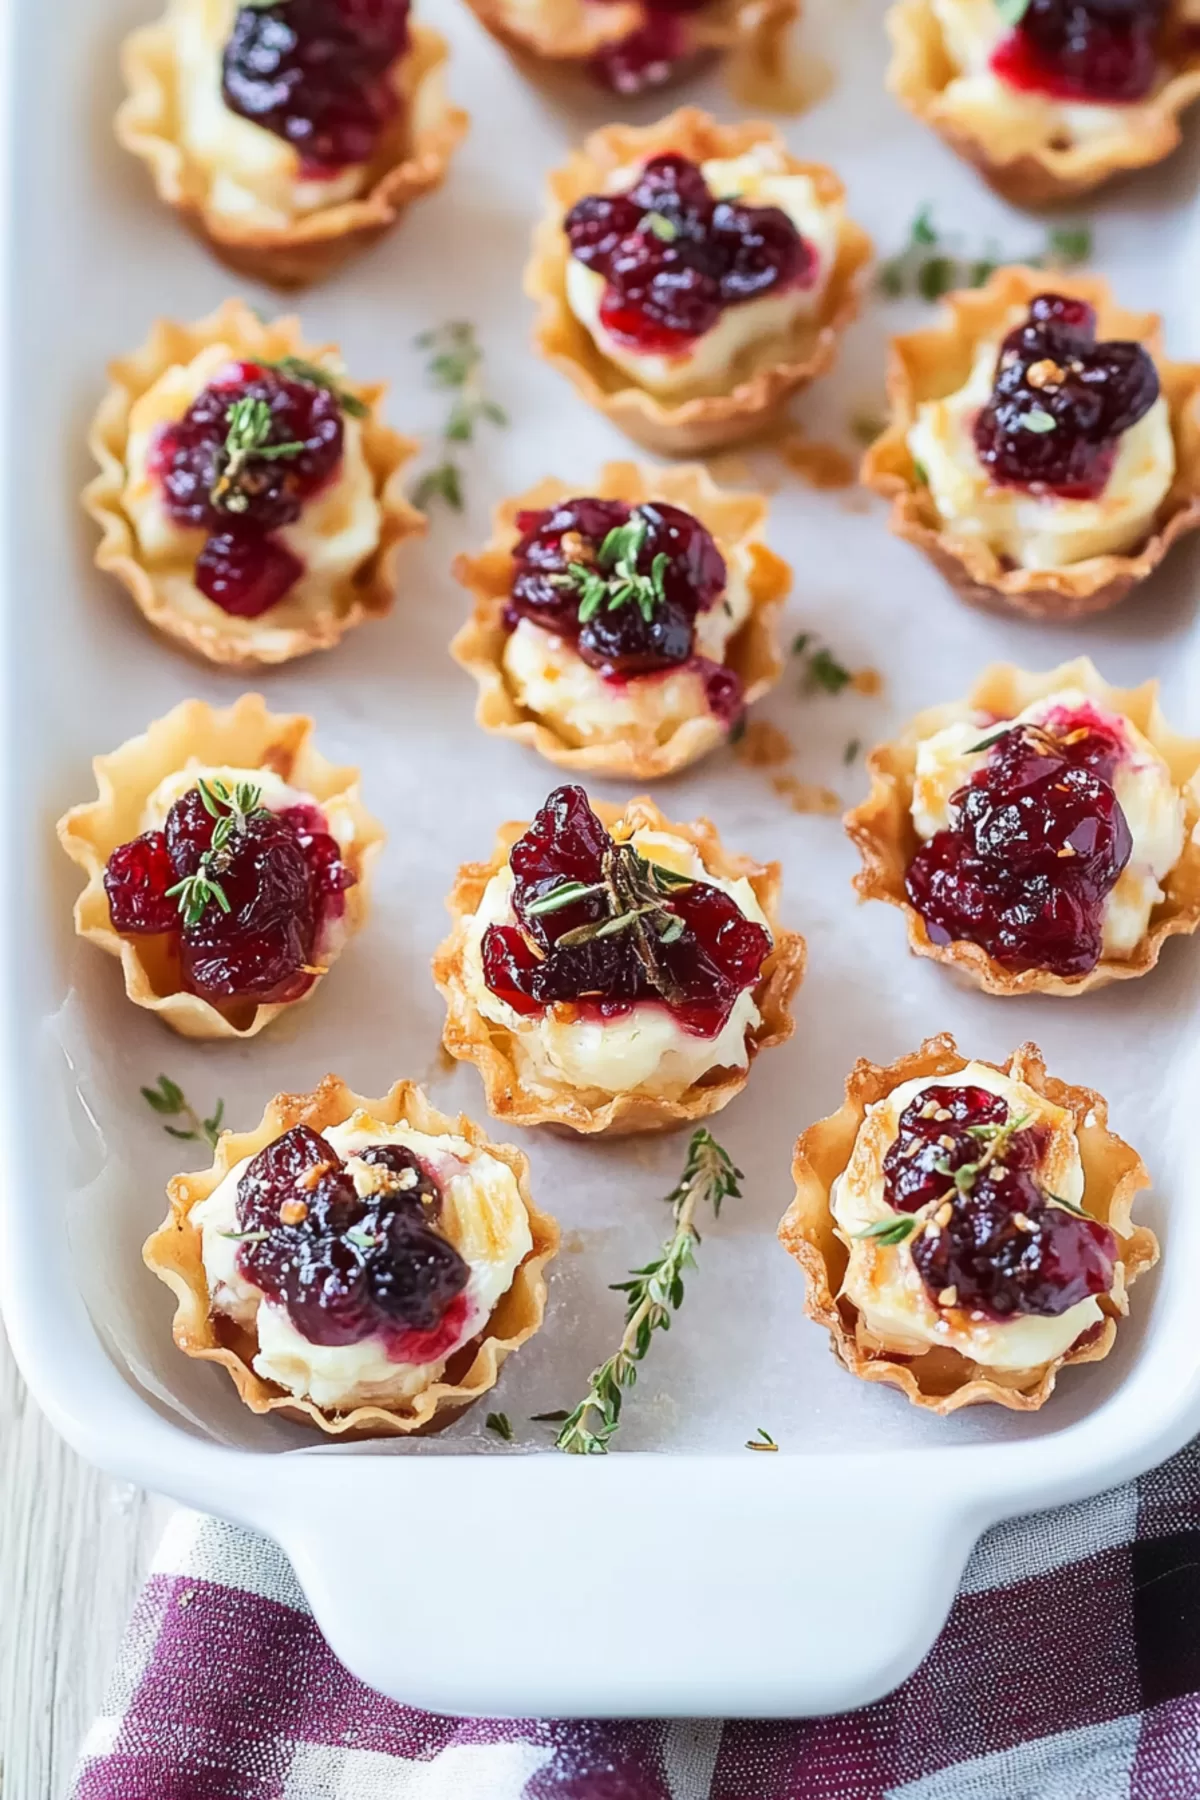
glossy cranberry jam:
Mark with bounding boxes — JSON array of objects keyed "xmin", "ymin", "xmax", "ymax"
[
  {"xmin": 586, "ymin": 0, "xmax": 706, "ymax": 94},
  {"xmin": 233, "ymin": 1125, "xmax": 471, "ymax": 1355},
  {"xmin": 906, "ymin": 709, "xmax": 1133, "ymax": 978},
  {"xmin": 480, "ymin": 784, "xmax": 771, "ymax": 1038},
  {"xmin": 882, "ymin": 1083, "xmax": 1117, "ymax": 1321},
  {"xmin": 973, "ymin": 294, "xmax": 1159, "ymax": 500},
  {"xmin": 104, "ymin": 783, "xmax": 355, "ymax": 1006},
  {"xmin": 990, "ymin": 0, "xmax": 1166, "ymax": 104},
  {"xmin": 564, "ymin": 152, "xmax": 814, "ymax": 354},
  {"xmin": 506, "ymin": 496, "xmax": 744, "ymax": 724},
  {"xmin": 222, "ymin": 0, "xmax": 411, "ymax": 173}
]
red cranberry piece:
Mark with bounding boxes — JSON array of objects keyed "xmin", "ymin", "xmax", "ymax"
[
  {"xmin": 589, "ymin": 11, "xmax": 693, "ymax": 92},
  {"xmin": 973, "ymin": 295, "xmax": 1159, "ymax": 499},
  {"xmin": 103, "ymin": 831, "xmax": 179, "ymax": 934},
  {"xmin": 694, "ymin": 658, "xmax": 745, "ymax": 729},
  {"xmin": 906, "ymin": 721, "xmax": 1133, "ymax": 977},
  {"xmin": 565, "ymin": 153, "xmax": 808, "ymax": 352},
  {"xmin": 195, "ymin": 530, "xmax": 306, "ymax": 618},
  {"xmin": 510, "ymin": 783, "xmax": 610, "ymax": 892},
  {"xmin": 882, "ymin": 1085, "xmax": 1010, "ymax": 1213},
  {"xmin": 235, "ymin": 1125, "xmax": 470, "ymax": 1350},
  {"xmin": 221, "ymin": 0, "xmax": 410, "ymax": 171},
  {"xmin": 991, "ymin": 0, "xmax": 1165, "ymax": 102},
  {"xmin": 481, "ymin": 925, "xmax": 546, "ymax": 1016}
]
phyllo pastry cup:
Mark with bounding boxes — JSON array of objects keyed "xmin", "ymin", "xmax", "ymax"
[
  {"xmin": 450, "ymin": 460, "xmax": 790, "ymax": 778},
  {"xmin": 525, "ymin": 107, "xmax": 872, "ymax": 457},
  {"xmin": 778, "ymin": 1034, "xmax": 1158, "ymax": 1414},
  {"xmin": 861, "ymin": 267, "xmax": 1200, "ymax": 621},
  {"xmin": 84, "ymin": 300, "xmax": 426, "ymax": 670},
  {"xmin": 433, "ymin": 793, "xmax": 806, "ymax": 1135},
  {"xmin": 144, "ymin": 1075, "xmax": 559, "ymax": 1437},
  {"xmin": 116, "ymin": 14, "xmax": 468, "ymax": 289},
  {"xmin": 886, "ymin": 0, "xmax": 1200, "ymax": 206},
  {"xmin": 845, "ymin": 657, "xmax": 1200, "ymax": 998},
  {"xmin": 57, "ymin": 693, "xmax": 385, "ymax": 1040},
  {"xmin": 461, "ymin": 0, "xmax": 796, "ymax": 89}
]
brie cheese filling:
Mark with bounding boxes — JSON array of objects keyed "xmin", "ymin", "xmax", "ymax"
[
  {"xmin": 501, "ymin": 543, "xmax": 754, "ymax": 745},
  {"xmin": 929, "ymin": 0, "xmax": 1162, "ymax": 157},
  {"xmin": 832, "ymin": 1062, "xmax": 1105, "ymax": 1371},
  {"xmin": 462, "ymin": 827, "xmax": 771, "ymax": 1099},
  {"xmin": 168, "ymin": 0, "xmax": 394, "ymax": 227},
  {"xmin": 565, "ymin": 148, "xmax": 841, "ymax": 397},
  {"xmin": 194, "ymin": 1112, "xmax": 533, "ymax": 1410},
  {"xmin": 122, "ymin": 342, "xmax": 383, "ymax": 624},
  {"xmin": 911, "ymin": 688, "xmax": 1186, "ymax": 958},
  {"xmin": 909, "ymin": 337, "xmax": 1175, "ymax": 569}
]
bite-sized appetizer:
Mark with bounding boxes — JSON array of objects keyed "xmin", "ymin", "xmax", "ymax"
[
  {"xmin": 451, "ymin": 462, "xmax": 790, "ymax": 778},
  {"xmin": 116, "ymin": 0, "xmax": 467, "ymax": 287},
  {"xmin": 434, "ymin": 785, "xmax": 805, "ymax": 1134},
  {"xmin": 846, "ymin": 658, "xmax": 1200, "ymax": 996},
  {"xmin": 862, "ymin": 269, "xmax": 1200, "ymax": 620},
  {"xmin": 85, "ymin": 300, "xmax": 424, "ymax": 668},
  {"xmin": 461, "ymin": 0, "xmax": 795, "ymax": 97},
  {"xmin": 57, "ymin": 695, "xmax": 384, "ymax": 1039},
  {"xmin": 887, "ymin": 0, "xmax": 1200, "ymax": 204},
  {"xmin": 779, "ymin": 1034, "xmax": 1157, "ymax": 1413},
  {"xmin": 525, "ymin": 108, "xmax": 871, "ymax": 456},
  {"xmin": 145, "ymin": 1075, "xmax": 558, "ymax": 1434}
]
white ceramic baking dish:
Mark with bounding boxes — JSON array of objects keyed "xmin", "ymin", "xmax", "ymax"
[{"xmin": 5, "ymin": 0, "xmax": 1200, "ymax": 1719}]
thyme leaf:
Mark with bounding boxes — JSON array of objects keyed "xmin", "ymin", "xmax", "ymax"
[
  {"xmin": 141, "ymin": 1076, "xmax": 226, "ymax": 1148},
  {"xmin": 852, "ymin": 1214, "xmax": 920, "ymax": 1246},
  {"xmin": 746, "ymin": 1427, "xmax": 779, "ymax": 1452},
  {"xmin": 165, "ymin": 778, "xmax": 268, "ymax": 928},
  {"xmin": 556, "ymin": 1131, "xmax": 743, "ymax": 1454},
  {"xmin": 485, "ymin": 1411, "xmax": 514, "ymax": 1440},
  {"xmin": 551, "ymin": 510, "xmax": 667, "ymax": 627}
]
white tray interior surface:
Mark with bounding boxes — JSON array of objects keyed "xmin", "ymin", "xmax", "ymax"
[{"xmin": 5, "ymin": 0, "xmax": 1200, "ymax": 1718}]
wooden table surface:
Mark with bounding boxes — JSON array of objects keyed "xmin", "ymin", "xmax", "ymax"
[{"xmin": 0, "ymin": 1324, "xmax": 170, "ymax": 1800}]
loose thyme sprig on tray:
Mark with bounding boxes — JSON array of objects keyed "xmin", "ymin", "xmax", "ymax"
[
  {"xmin": 411, "ymin": 322, "xmax": 507, "ymax": 511},
  {"xmin": 141, "ymin": 1075, "xmax": 226, "ymax": 1148},
  {"xmin": 166, "ymin": 778, "xmax": 268, "ymax": 927},
  {"xmin": 879, "ymin": 207, "xmax": 1092, "ymax": 302},
  {"xmin": 556, "ymin": 1130, "xmax": 743, "ymax": 1455}
]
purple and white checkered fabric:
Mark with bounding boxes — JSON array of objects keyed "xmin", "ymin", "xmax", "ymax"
[{"xmin": 73, "ymin": 1436, "xmax": 1200, "ymax": 1800}]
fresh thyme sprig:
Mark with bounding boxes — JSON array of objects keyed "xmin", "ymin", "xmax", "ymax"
[
  {"xmin": 879, "ymin": 207, "xmax": 1092, "ymax": 301},
  {"xmin": 410, "ymin": 322, "xmax": 507, "ymax": 512},
  {"xmin": 264, "ymin": 355, "xmax": 368, "ymax": 419},
  {"xmin": 210, "ymin": 397, "xmax": 305, "ymax": 512},
  {"xmin": 486, "ymin": 1411, "xmax": 514, "ymax": 1441},
  {"xmin": 551, "ymin": 511, "xmax": 669, "ymax": 626},
  {"xmin": 556, "ymin": 1131, "xmax": 743, "ymax": 1455},
  {"xmin": 853, "ymin": 1108, "xmax": 1035, "ymax": 1248},
  {"xmin": 166, "ymin": 778, "xmax": 268, "ymax": 927},
  {"xmin": 792, "ymin": 633, "xmax": 853, "ymax": 695},
  {"xmin": 141, "ymin": 1075, "xmax": 226, "ymax": 1147}
]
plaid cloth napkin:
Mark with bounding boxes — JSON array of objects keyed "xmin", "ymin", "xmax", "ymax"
[{"xmin": 73, "ymin": 1434, "xmax": 1200, "ymax": 1800}]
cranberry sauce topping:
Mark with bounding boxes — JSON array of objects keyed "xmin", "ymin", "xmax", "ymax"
[
  {"xmin": 103, "ymin": 777, "xmax": 354, "ymax": 1006},
  {"xmin": 990, "ymin": 0, "xmax": 1167, "ymax": 104},
  {"xmin": 233, "ymin": 1125, "xmax": 471, "ymax": 1356},
  {"xmin": 564, "ymin": 152, "xmax": 815, "ymax": 355},
  {"xmin": 152, "ymin": 360, "xmax": 345, "ymax": 617},
  {"xmin": 972, "ymin": 294, "xmax": 1160, "ymax": 500},
  {"xmin": 905, "ymin": 712, "xmax": 1133, "ymax": 978},
  {"xmin": 222, "ymin": 0, "xmax": 411, "ymax": 173},
  {"xmin": 480, "ymin": 784, "xmax": 771, "ymax": 1038},
  {"xmin": 587, "ymin": 1, "xmax": 706, "ymax": 95},
  {"xmin": 880, "ymin": 1084, "xmax": 1117, "ymax": 1321}
]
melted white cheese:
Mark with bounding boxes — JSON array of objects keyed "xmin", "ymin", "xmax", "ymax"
[
  {"xmin": 500, "ymin": 545, "xmax": 753, "ymax": 746},
  {"xmin": 121, "ymin": 342, "xmax": 382, "ymax": 624},
  {"xmin": 911, "ymin": 688, "xmax": 1185, "ymax": 958},
  {"xmin": 168, "ymin": 0, "xmax": 383, "ymax": 228},
  {"xmin": 832, "ymin": 1062, "xmax": 1105, "ymax": 1371},
  {"xmin": 909, "ymin": 338, "xmax": 1174, "ymax": 569},
  {"xmin": 566, "ymin": 148, "xmax": 842, "ymax": 397},
  {"xmin": 462, "ymin": 827, "xmax": 770, "ymax": 1099},
  {"xmin": 929, "ymin": 0, "xmax": 1159, "ymax": 156},
  {"xmin": 194, "ymin": 1112, "xmax": 533, "ymax": 1411}
]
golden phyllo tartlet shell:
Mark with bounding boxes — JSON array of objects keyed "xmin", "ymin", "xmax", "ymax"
[
  {"xmin": 116, "ymin": 12, "xmax": 468, "ymax": 288},
  {"xmin": 461, "ymin": 0, "xmax": 796, "ymax": 85},
  {"xmin": 887, "ymin": 0, "xmax": 1200, "ymax": 205},
  {"xmin": 57, "ymin": 694, "xmax": 385, "ymax": 1039},
  {"xmin": 144, "ymin": 1075, "xmax": 559, "ymax": 1437},
  {"xmin": 84, "ymin": 300, "xmax": 425, "ymax": 669},
  {"xmin": 525, "ymin": 107, "xmax": 871, "ymax": 456},
  {"xmin": 433, "ymin": 795, "xmax": 805, "ymax": 1134},
  {"xmin": 778, "ymin": 1034, "xmax": 1158, "ymax": 1414},
  {"xmin": 451, "ymin": 461, "xmax": 790, "ymax": 778},
  {"xmin": 862, "ymin": 267, "xmax": 1200, "ymax": 621},
  {"xmin": 845, "ymin": 657, "xmax": 1200, "ymax": 997}
]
